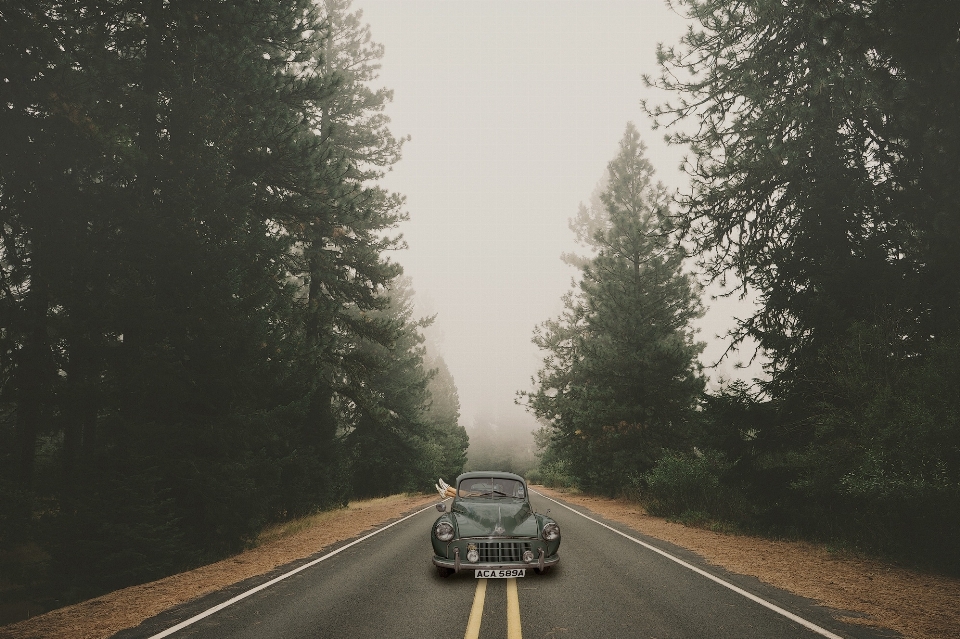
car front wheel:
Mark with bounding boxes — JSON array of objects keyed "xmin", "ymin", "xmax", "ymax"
[{"xmin": 437, "ymin": 566, "xmax": 453, "ymax": 578}]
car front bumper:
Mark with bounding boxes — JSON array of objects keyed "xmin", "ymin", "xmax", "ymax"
[{"xmin": 432, "ymin": 549, "xmax": 559, "ymax": 573}]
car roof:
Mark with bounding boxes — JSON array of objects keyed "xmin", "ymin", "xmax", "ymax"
[{"xmin": 456, "ymin": 471, "xmax": 525, "ymax": 484}]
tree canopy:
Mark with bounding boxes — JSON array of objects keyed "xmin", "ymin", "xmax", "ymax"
[
  {"xmin": 0, "ymin": 0, "xmax": 467, "ymax": 618},
  {"xmin": 637, "ymin": 0, "xmax": 960, "ymax": 569}
]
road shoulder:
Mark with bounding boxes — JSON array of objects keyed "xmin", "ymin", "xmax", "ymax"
[{"xmin": 533, "ymin": 485, "xmax": 960, "ymax": 639}]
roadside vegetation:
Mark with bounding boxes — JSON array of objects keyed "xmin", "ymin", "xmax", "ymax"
[
  {"xmin": 523, "ymin": 0, "xmax": 960, "ymax": 575},
  {"xmin": 0, "ymin": 0, "xmax": 467, "ymax": 624}
]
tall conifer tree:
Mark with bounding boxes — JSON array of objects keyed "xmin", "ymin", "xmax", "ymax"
[
  {"xmin": 647, "ymin": 0, "xmax": 960, "ymax": 563},
  {"xmin": 524, "ymin": 124, "xmax": 705, "ymax": 494}
]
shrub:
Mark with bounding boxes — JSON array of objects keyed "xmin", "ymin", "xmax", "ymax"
[
  {"xmin": 531, "ymin": 461, "xmax": 576, "ymax": 489},
  {"xmin": 641, "ymin": 449, "xmax": 748, "ymax": 522}
]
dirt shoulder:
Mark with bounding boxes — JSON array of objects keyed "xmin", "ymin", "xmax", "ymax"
[
  {"xmin": 0, "ymin": 493, "xmax": 439, "ymax": 639},
  {"xmin": 533, "ymin": 485, "xmax": 960, "ymax": 639}
]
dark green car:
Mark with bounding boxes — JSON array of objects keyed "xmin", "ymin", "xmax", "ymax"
[{"xmin": 431, "ymin": 471, "xmax": 561, "ymax": 577}]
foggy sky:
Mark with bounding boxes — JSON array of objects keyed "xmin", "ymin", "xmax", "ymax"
[{"xmin": 357, "ymin": 0, "xmax": 762, "ymax": 432}]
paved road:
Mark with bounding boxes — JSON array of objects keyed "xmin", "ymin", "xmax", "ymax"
[{"xmin": 115, "ymin": 492, "xmax": 898, "ymax": 639}]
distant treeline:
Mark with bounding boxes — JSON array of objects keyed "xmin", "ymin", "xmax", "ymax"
[
  {"xmin": 524, "ymin": 1, "xmax": 960, "ymax": 573},
  {"xmin": 0, "ymin": 0, "xmax": 466, "ymax": 619},
  {"xmin": 462, "ymin": 412, "xmax": 538, "ymax": 478}
]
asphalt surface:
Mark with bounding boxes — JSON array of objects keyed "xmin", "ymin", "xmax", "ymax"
[{"xmin": 115, "ymin": 492, "xmax": 900, "ymax": 639}]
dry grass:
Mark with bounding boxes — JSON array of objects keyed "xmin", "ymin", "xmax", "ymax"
[
  {"xmin": 0, "ymin": 493, "xmax": 439, "ymax": 639},
  {"xmin": 533, "ymin": 485, "xmax": 960, "ymax": 639}
]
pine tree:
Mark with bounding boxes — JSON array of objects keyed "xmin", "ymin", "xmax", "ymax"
[
  {"xmin": 424, "ymin": 353, "xmax": 469, "ymax": 481},
  {"xmin": 646, "ymin": 0, "xmax": 960, "ymax": 564},
  {"xmin": 287, "ymin": 0, "xmax": 408, "ymax": 497},
  {"xmin": 524, "ymin": 124, "xmax": 705, "ymax": 494},
  {"xmin": 346, "ymin": 277, "xmax": 437, "ymax": 497}
]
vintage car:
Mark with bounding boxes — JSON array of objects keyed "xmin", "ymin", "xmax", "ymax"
[{"xmin": 431, "ymin": 471, "xmax": 560, "ymax": 577}]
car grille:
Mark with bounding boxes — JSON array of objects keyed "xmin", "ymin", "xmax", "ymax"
[{"xmin": 476, "ymin": 541, "xmax": 532, "ymax": 563}]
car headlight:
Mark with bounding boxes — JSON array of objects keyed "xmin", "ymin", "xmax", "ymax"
[
  {"xmin": 435, "ymin": 521, "xmax": 454, "ymax": 542},
  {"xmin": 541, "ymin": 521, "xmax": 560, "ymax": 541}
]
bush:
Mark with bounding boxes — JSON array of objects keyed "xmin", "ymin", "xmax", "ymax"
[
  {"xmin": 529, "ymin": 461, "xmax": 576, "ymax": 489},
  {"xmin": 641, "ymin": 449, "xmax": 748, "ymax": 522}
]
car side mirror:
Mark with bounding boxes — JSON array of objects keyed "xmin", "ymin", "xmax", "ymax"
[{"xmin": 436, "ymin": 503, "xmax": 447, "ymax": 513}]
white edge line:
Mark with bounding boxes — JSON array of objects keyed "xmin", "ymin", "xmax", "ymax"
[
  {"xmin": 148, "ymin": 500, "xmax": 443, "ymax": 638},
  {"xmin": 532, "ymin": 490, "xmax": 844, "ymax": 639}
]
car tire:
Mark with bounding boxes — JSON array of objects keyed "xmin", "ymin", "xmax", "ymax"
[
  {"xmin": 437, "ymin": 566, "xmax": 453, "ymax": 578},
  {"xmin": 534, "ymin": 566, "xmax": 551, "ymax": 575}
]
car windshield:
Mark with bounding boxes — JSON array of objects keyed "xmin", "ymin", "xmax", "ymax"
[{"xmin": 458, "ymin": 478, "xmax": 526, "ymax": 499}]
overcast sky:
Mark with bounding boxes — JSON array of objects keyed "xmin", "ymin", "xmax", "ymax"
[{"xmin": 356, "ymin": 0, "xmax": 761, "ymax": 432}]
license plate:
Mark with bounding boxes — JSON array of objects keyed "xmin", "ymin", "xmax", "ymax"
[{"xmin": 475, "ymin": 569, "xmax": 525, "ymax": 578}]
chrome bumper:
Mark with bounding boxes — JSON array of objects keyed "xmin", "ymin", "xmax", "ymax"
[{"xmin": 432, "ymin": 551, "xmax": 559, "ymax": 573}]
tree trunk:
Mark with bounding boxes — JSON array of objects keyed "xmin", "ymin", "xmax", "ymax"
[
  {"xmin": 63, "ymin": 334, "xmax": 99, "ymax": 484},
  {"xmin": 16, "ymin": 264, "xmax": 50, "ymax": 488}
]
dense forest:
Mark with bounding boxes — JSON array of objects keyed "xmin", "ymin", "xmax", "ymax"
[
  {"xmin": 0, "ymin": 0, "xmax": 467, "ymax": 620},
  {"xmin": 525, "ymin": 0, "xmax": 960, "ymax": 573}
]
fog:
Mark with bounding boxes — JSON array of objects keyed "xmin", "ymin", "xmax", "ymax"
[{"xmin": 357, "ymin": 0, "xmax": 762, "ymax": 436}]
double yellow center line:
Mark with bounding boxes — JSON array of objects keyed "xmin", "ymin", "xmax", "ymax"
[
  {"xmin": 464, "ymin": 578, "xmax": 523, "ymax": 639},
  {"xmin": 464, "ymin": 578, "xmax": 487, "ymax": 638},
  {"xmin": 506, "ymin": 577, "xmax": 522, "ymax": 637}
]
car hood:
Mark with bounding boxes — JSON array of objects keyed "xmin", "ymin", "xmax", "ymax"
[{"xmin": 451, "ymin": 500, "xmax": 539, "ymax": 538}]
